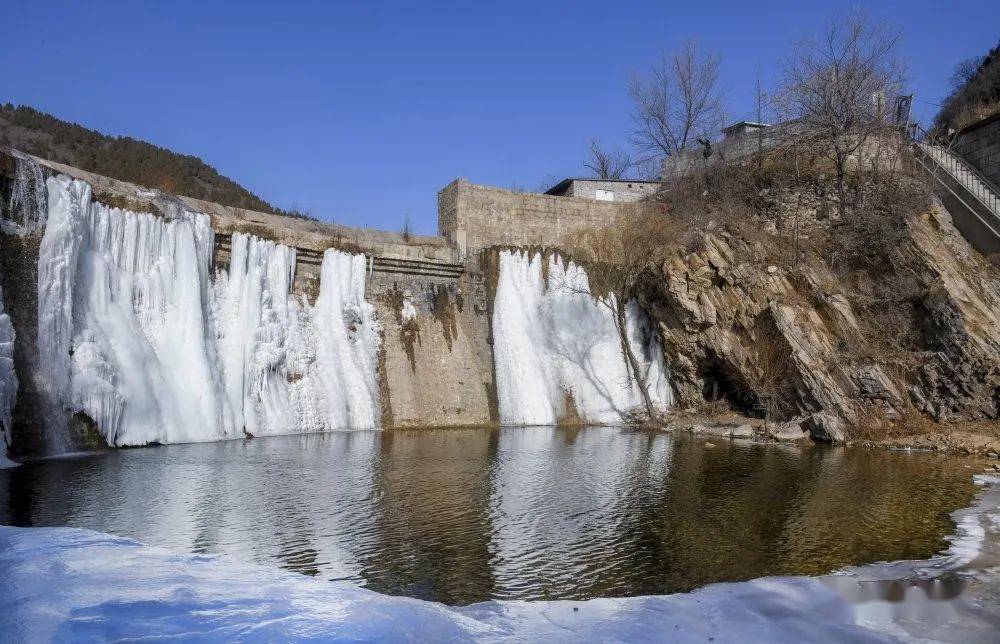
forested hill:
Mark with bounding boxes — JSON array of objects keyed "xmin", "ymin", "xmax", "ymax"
[
  {"xmin": 934, "ymin": 41, "xmax": 1000, "ymax": 133},
  {"xmin": 0, "ymin": 103, "xmax": 284, "ymax": 215}
]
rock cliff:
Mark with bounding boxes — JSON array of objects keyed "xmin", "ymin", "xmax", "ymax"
[{"xmin": 640, "ymin": 193, "xmax": 1000, "ymax": 442}]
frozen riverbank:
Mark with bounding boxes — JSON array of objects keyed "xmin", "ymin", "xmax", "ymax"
[{"xmin": 1, "ymin": 473, "xmax": 997, "ymax": 642}]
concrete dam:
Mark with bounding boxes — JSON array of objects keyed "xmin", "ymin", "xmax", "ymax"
[{"xmin": 0, "ymin": 149, "xmax": 672, "ymax": 459}]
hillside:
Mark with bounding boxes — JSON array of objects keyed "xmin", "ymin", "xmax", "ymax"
[
  {"xmin": 0, "ymin": 103, "xmax": 289, "ymax": 215},
  {"xmin": 934, "ymin": 41, "xmax": 1000, "ymax": 133}
]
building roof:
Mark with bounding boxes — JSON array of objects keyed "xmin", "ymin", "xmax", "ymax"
[
  {"xmin": 543, "ymin": 177, "xmax": 660, "ymax": 195},
  {"xmin": 722, "ymin": 121, "xmax": 771, "ymax": 135}
]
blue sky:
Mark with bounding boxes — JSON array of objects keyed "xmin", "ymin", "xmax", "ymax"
[{"xmin": 2, "ymin": 1, "xmax": 997, "ymax": 233}]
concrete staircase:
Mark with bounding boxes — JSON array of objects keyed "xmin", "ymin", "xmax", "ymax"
[{"xmin": 915, "ymin": 142, "xmax": 1000, "ymax": 253}]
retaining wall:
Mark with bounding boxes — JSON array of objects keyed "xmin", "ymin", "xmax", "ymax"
[
  {"xmin": 955, "ymin": 113, "xmax": 1000, "ymax": 189},
  {"xmin": 438, "ymin": 178, "xmax": 636, "ymax": 256}
]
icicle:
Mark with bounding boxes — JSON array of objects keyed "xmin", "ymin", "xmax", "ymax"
[
  {"xmin": 213, "ymin": 234, "xmax": 381, "ymax": 435},
  {"xmin": 313, "ymin": 251, "xmax": 381, "ymax": 429}
]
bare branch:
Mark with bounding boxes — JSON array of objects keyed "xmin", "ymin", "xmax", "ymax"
[
  {"xmin": 630, "ymin": 40, "xmax": 725, "ymax": 163},
  {"xmin": 949, "ymin": 55, "xmax": 985, "ymax": 92},
  {"xmin": 775, "ymin": 10, "xmax": 905, "ymax": 215},
  {"xmin": 584, "ymin": 140, "xmax": 633, "ymax": 180}
]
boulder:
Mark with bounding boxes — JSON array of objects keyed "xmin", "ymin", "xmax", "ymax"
[
  {"xmin": 803, "ymin": 411, "xmax": 847, "ymax": 443},
  {"xmin": 771, "ymin": 419, "xmax": 809, "ymax": 441}
]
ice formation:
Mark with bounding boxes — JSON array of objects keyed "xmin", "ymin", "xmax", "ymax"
[
  {"xmin": 310, "ymin": 249, "xmax": 381, "ymax": 429},
  {"xmin": 33, "ymin": 176, "xmax": 382, "ymax": 447},
  {"xmin": 39, "ymin": 176, "xmax": 232, "ymax": 445},
  {"xmin": 0, "ymin": 151, "xmax": 47, "ymax": 236},
  {"xmin": 0, "ymin": 285, "xmax": 17, "ymax": 467},
  {"xmin": 214, "ymin": 233, "xmax": 380, "ymax": 435},
  {"xmin": 215, "ymin": 233, "xmax": 302, "ymax": 435},
  {"xmin": 400, "ymin": 298, "xmax": 417, "ymax": 323},
  {"xmin": 492, "ymin": 250, "xmax": 673, "ymax": 425}
]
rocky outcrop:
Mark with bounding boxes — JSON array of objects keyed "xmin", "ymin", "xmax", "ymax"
[{"xmin": 640, "ymin": 199, "xmax": 1000, "ymax": 441}]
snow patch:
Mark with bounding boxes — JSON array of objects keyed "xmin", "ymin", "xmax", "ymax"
[
  {"xmin": 492, "ymin": 250, "xmax": 673, "ymax": 425},
  {"xmin": 0, "ymin": 525, "xmax": 889, "ymax": 643}
]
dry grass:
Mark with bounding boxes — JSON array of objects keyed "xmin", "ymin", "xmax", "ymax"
[{"xmin": 848, "ymin": 405, "xmax": 931, "ymax": 441}]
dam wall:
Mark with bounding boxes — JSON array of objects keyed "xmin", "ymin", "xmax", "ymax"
[
  {"xmin": 0, "ymin": 148, "xmax": 662, "ymax": 457},
  {"xmin": 0, "ymin": 150, "xmax": 505, "ymax": 455}
]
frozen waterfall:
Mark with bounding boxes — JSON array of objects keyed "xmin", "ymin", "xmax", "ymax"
[
  {"xmin": 214, "ymin": 233, "xmax": 380, "ymax": 435},
  {"xmin": 1, "ymin": 150, "xmax": 47, "ymax": 237},
  {"xmin": 0, "ymin": 284, "xmax": 17, "ymax": 466},
  {"xmin": 33, "ymin": 175, "xmax": 381, "ymax": 448},
  {"xmin": 39, "ymin": 175, "xmax": 231, "ymax": 445},
  {"xmin": 492, "ymin": 250, "xmax": 673, "ymax": 425}
]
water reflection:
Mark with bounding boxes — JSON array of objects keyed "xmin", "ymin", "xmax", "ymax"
[{"xmin": 0, "ymin": 427, "xmax": 977, "ymax": 605}]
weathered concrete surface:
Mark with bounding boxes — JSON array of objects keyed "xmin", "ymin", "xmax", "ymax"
[{"xmin": 370, "ymin": 270, "xmax": 497, "ymax": 428}]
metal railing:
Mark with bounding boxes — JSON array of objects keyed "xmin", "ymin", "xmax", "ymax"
[
  {"xmin": 914, "ymin": 141, "xmax": 1000, "ymax": 239},
  {"xmin": 907, "ymin": 124, "xmax": 1000, "ymax": 245},
  {"xmin": 917, "ymin": 142, "xmax": 1000, "ymax": 215}
]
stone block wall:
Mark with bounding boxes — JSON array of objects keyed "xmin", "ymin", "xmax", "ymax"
[
  {"xmin": 438, "ymin": 178, "xmax": 636, "ymax": 256},
  {"xmin": 955, "ymin": 113, "xmax": 1000, "ymax": 189}
]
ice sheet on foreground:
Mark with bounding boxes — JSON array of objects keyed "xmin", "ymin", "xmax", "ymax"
[{"xmin": 1, "ymin": 474, "xmax": 997, "ymax": 643}]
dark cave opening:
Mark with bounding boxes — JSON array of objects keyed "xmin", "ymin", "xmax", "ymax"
[{"xmin": 697, "ymin": 352, "xmax": 761, "ymax": 418}]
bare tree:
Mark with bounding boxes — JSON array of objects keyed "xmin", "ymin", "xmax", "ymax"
[
  {"xmin": 585, "ymin": 139, "xmax": 633, "ymax": 180},
  {"xmin": 949, "ymin": 55, "xmax": 985, "ymax": 92},
  {"xmin": 562, "ymin": 207, "xmax": 677, "ymax": 421},
  {"xmin": 740, "ymin": 317, "xmax": 793, "ymax": 430},
  {"xmin": 630, "ymin": 40, "xmax": 725, "ymax": 163},
  {"xmin": 777, "ymin": 11, "xmax": 904, "ymax": 216},
  {"xmin": 401, "ymin": 214, "xmax": 413, "ymax": 242}
]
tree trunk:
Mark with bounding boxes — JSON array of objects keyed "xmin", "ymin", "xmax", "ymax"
[
  {"xmin": 835, "ymin": 148, "xmax": 848, "ymax": 219},
  {"xmin": 614, "ymin": 300, "xmax": 656, "ymax": 420},
  {"xmin": 835, "ymin": 167, "xmax": 847, "ymax": 218}
]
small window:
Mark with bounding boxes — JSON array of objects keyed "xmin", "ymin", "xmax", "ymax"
[{"xmin": 595, "ymin": 189, "xmax": 615, "ymax": 201}]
